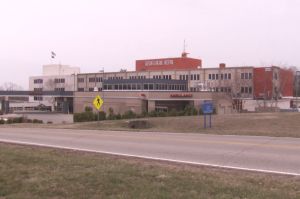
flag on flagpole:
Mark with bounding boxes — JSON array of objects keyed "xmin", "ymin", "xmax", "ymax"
[{"xmin": 51, "ymin": 51, "xmax": 56, "ymax": 59}]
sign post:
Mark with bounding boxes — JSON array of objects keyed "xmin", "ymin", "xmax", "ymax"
[
  {"xmin": 201, "ymin": 101, "xmax": 213, "ymax": 129},
  {"xmin": 93, "ymin": 95, "xmax": 104, "ymax": 122}
]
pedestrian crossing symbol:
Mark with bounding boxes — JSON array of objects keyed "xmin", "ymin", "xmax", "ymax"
[{"xmin": 93, "ymin": 95, "xmax": 104, "ymax": 110}]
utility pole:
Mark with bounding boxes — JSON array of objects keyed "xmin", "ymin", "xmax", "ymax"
[
  {"xmin": 296, "ymin": 71, "xmax": 300, "ymax": 108},
  {"xmin": 99, "ymin": 67, "xmax": 105, "ymax": 113}
]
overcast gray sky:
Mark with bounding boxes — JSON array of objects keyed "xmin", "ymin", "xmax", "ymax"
[{"xmin": 1, "ymin": 0, "xmax": 299, "ymax": 89}]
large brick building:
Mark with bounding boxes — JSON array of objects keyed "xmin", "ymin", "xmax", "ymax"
[
  {"xmin": 72, "ymin": 53, "xmax": 294, "ymax": 114},
  {"xmin": 253, "ymin": 67, "xmax": 294, "ymax": 100},
  {"xmin": 26, "ymin": 53, "xmax": 295, "ymax": 114}
]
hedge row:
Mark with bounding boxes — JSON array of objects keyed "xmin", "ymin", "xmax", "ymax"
[
  {"xmin": 0, "ymin": 117, "xmax": 43, "ymax": 125},
  {"xmin": 74, "ymin": 106, "xmax": 216, "ymax": 123}
]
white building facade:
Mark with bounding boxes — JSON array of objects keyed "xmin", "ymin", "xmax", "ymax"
[{"xmin": 29, "ymin": 64, "xmax": 80, "ymax": 111}]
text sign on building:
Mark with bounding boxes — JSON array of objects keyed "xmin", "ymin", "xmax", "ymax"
[
  {"xmin": 93, "ymin": 95, "xmax": 104, "ymax": 110},
  {"xmin": 145, "ymin": 59, "xmax": 174, "ymax": 66},
  {"xmin": 170, "ymin": 93, "xmax": 193, "ymax": 98},
  {"xmin": 202, "ymin": 101, "xmax": 213, "ymax": 114}
]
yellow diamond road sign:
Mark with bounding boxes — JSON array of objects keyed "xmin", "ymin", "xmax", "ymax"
[{"xmin": 93, "ymin": 95, "xmax": 104, "ymax": 110}]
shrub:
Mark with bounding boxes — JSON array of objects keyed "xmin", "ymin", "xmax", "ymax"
[
  {"xmin": 85, "ymin": 106, "xmax": 93, "ymax": 112},
  {"xmin": 94, "ymin": 111, "xmax": 106, "ymax": 121},
  {"xmin": 74, "ymin": 111, "xmax": 106, "ymax": 122},
  {"xmin": 148, "ymin": 110, "xmax": 158, "ymax": 117},
  {"xmin": 7, "ymin": 119, "xmax": 13, "ymax": 124},
  {"xmin": 122, "ymin": 110, "xmax": 137, "ymax": 119},
  {"xmin": 107, "ymin": 107, "xmax": 116, "ymax": 120},
  {"xmin": 26, "ymin": 119, "xmax": 33, "ymax": 123},
  {"xmin": 115, "ymin": 114, "xmax": 122, "ymax": 120},
  {"xmin": 33, "ymin": 119, "xmax": 43, "ymax": 124},
  {"xmin": 168, "ymin": 109, "xmax": 178, "ymax": 117},
  {"xmin": 74, "ymin": 112, "xmax": 94, "ymax": 122},
  {"xmin": 12, "ymin": 117, "xmax": 24, "ymax": 123},
  {"xmin": 157, "ymin": 111, "xmax": 167, "ymax": 117},
  {"xmin": 183, "ymin": 105, "xmax": 198, "ymax": 116}
]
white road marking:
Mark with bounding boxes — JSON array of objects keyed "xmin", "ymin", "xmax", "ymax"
[{"xmin": 0, "ymin": 138, "xmax": 299, "ymax": 177}]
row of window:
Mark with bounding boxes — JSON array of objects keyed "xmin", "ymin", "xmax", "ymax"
[
  {"xmin": 209, "ymin": 73, "xmax": 232, "ymax": 80},
  {"xmin": 54, "ymin": 78, "xmax": 65, "ymax": 83},
  {"xmin": 88, "ymin": 77, "xmax": 103, "ymax": 83},
  {"xmin": 179, "ymin": 74, "xmax": 200, "ymax": 81},
  {"xmin": 34, "ymin": 79, "xmax": 43, "ymax": 84},
  {"xmin": 108, "ymin": 76, "xmax": 123, "ymax": 80},
  {"xmin": 34, "ymin": 88, "xmax": 43, "ymax": 91},
  {"xmin": 103, "ymin": 84, "xmax": 187, "ymax": 91},
  {"xmin": 212, "ymin": 87, "xmax": 232, "ymax": 93},
  {"xmin": 54, "ymin": 88, "xmax": 65, "ymax": 91},
  {"xmin": 78, "ymin": 78, "xmax": 85, "ymax": 83},
  {"xmin": 33, "ymin": 96, "xmax": 43, "ymax": 101},
  {"xmin": 241, "ymin": 87, "xmax": 253, "ymax": 94},
  {"xmin": 129, "ymin": 76, "xmax": 147, "ymax": 79},
  {"xmin": 34, "ymin": 87, "xmax": 65, "ymax": 91},
  {"xmin": 153, "ymin": 75, "xmax": 172, "ymax": 80},
  {"xmin": 241, "ymin": 73, "xmax": 252, "ymax": 80},
  {"xmin": 75, "ymin": 73, "xmax": 255, "ymax": 83}
]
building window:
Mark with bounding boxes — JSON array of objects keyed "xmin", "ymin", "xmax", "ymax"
[
  {"xmin": 245, "ymin": 73, "xmax": 249, "ymax": 79},
  {"xmin": 34, "ymin": 96, "xmax": 43, "ymax": 101},
  {"xmin": 241, "ymin": 73, "xmax": 245, "ymax": 79},
  {"xmin": 197, "ymin": 74, "xmax": 200, "ymax": 80},
  {"xmin": 78, "ymin": 78, "xmax": 84, "ymax": 83},
  {"xmin": 78, "ymin": 88, "xmax": 84, "ymax": 92},
  {"xmin": 224, "ymin": 73, "xmax": 228, "ymax": 80},
  {"xmin": 55, "ymin": 88, "xmax": 65, "ymax": 91},
  {"xmin": 212, "ymin": 74, "xmax": 215, "ymax": 80},
  {"xmin": 34, "ymin": 79, "xmax": 43, "ymax": 84},
  {"xmin": 220, "ymin": 74, "xmax": 224, "ymax": 80},
  {"xmin": 249, "ymin": 73, "xmax": 252, "ymax": 79},
  {"xmin": 89, "ymin": 77, "xmax": 95, "ymax": 82},
  {"xmin": 55, "ymin": 78, "xmax": 65, "ymax": 83},
  {"xmin": 228, "ymin": 73, "xmax": 231, "ymax": 79},
  {"xmin": 191, "ymin": 75, "xmax": 194, "ymax": 80},
  {"xmin": 89, "ymin": 88, "xmax": 94, "ymax": 92},
  {"xmin": 216, "ymin": 74, "xmax": 219, "ymax": 80},
  {"xmin": 95, "ymin": 77, "xmax": 102, "ymax": 82},
  {"xmin": 143, "ymin": 84, "xmax": 148, "ymax": 90},
  {"xmin": 241, "ymin": 87, "xmax": 252, "ymax": 94},
  {"xmin": 34, "ymin": 88, "xmax": 43, "ymax": 91}
]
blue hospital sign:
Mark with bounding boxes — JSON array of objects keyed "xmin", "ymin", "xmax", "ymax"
[{"xmin": 202, "ymin": 102, "xmax": 213, "ymax": 114}]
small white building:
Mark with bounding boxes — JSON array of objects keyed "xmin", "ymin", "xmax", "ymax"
[{"xmin": 28, "ymin": 64, "xmax": 80, "ymax": 111}]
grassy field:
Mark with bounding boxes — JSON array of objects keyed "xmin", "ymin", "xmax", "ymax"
[
  {"xmin": 3, "ymin": 112, "xmax": 300, "ymax": 138},
  {"xmin": 0, "ymin": 143, "xmax": 299, "ymax": 199}
]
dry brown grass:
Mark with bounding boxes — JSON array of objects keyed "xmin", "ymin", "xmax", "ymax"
[{"xmin": 0, "ymin": 143, "xmax": 299, "ymax": 199}]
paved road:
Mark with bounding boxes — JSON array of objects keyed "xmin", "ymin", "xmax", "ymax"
[{"xmin": 0, "ymin": 128, "xmax": 300, "ymax": 176}]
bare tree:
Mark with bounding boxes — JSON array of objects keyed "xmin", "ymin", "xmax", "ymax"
[
  {"xmin": 44, "ymin": 79, "xmax": 56, "ymax": 109},
  {"xmin": 0, "ymin": 82, "xmax": 23, "ymax": 91}
]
